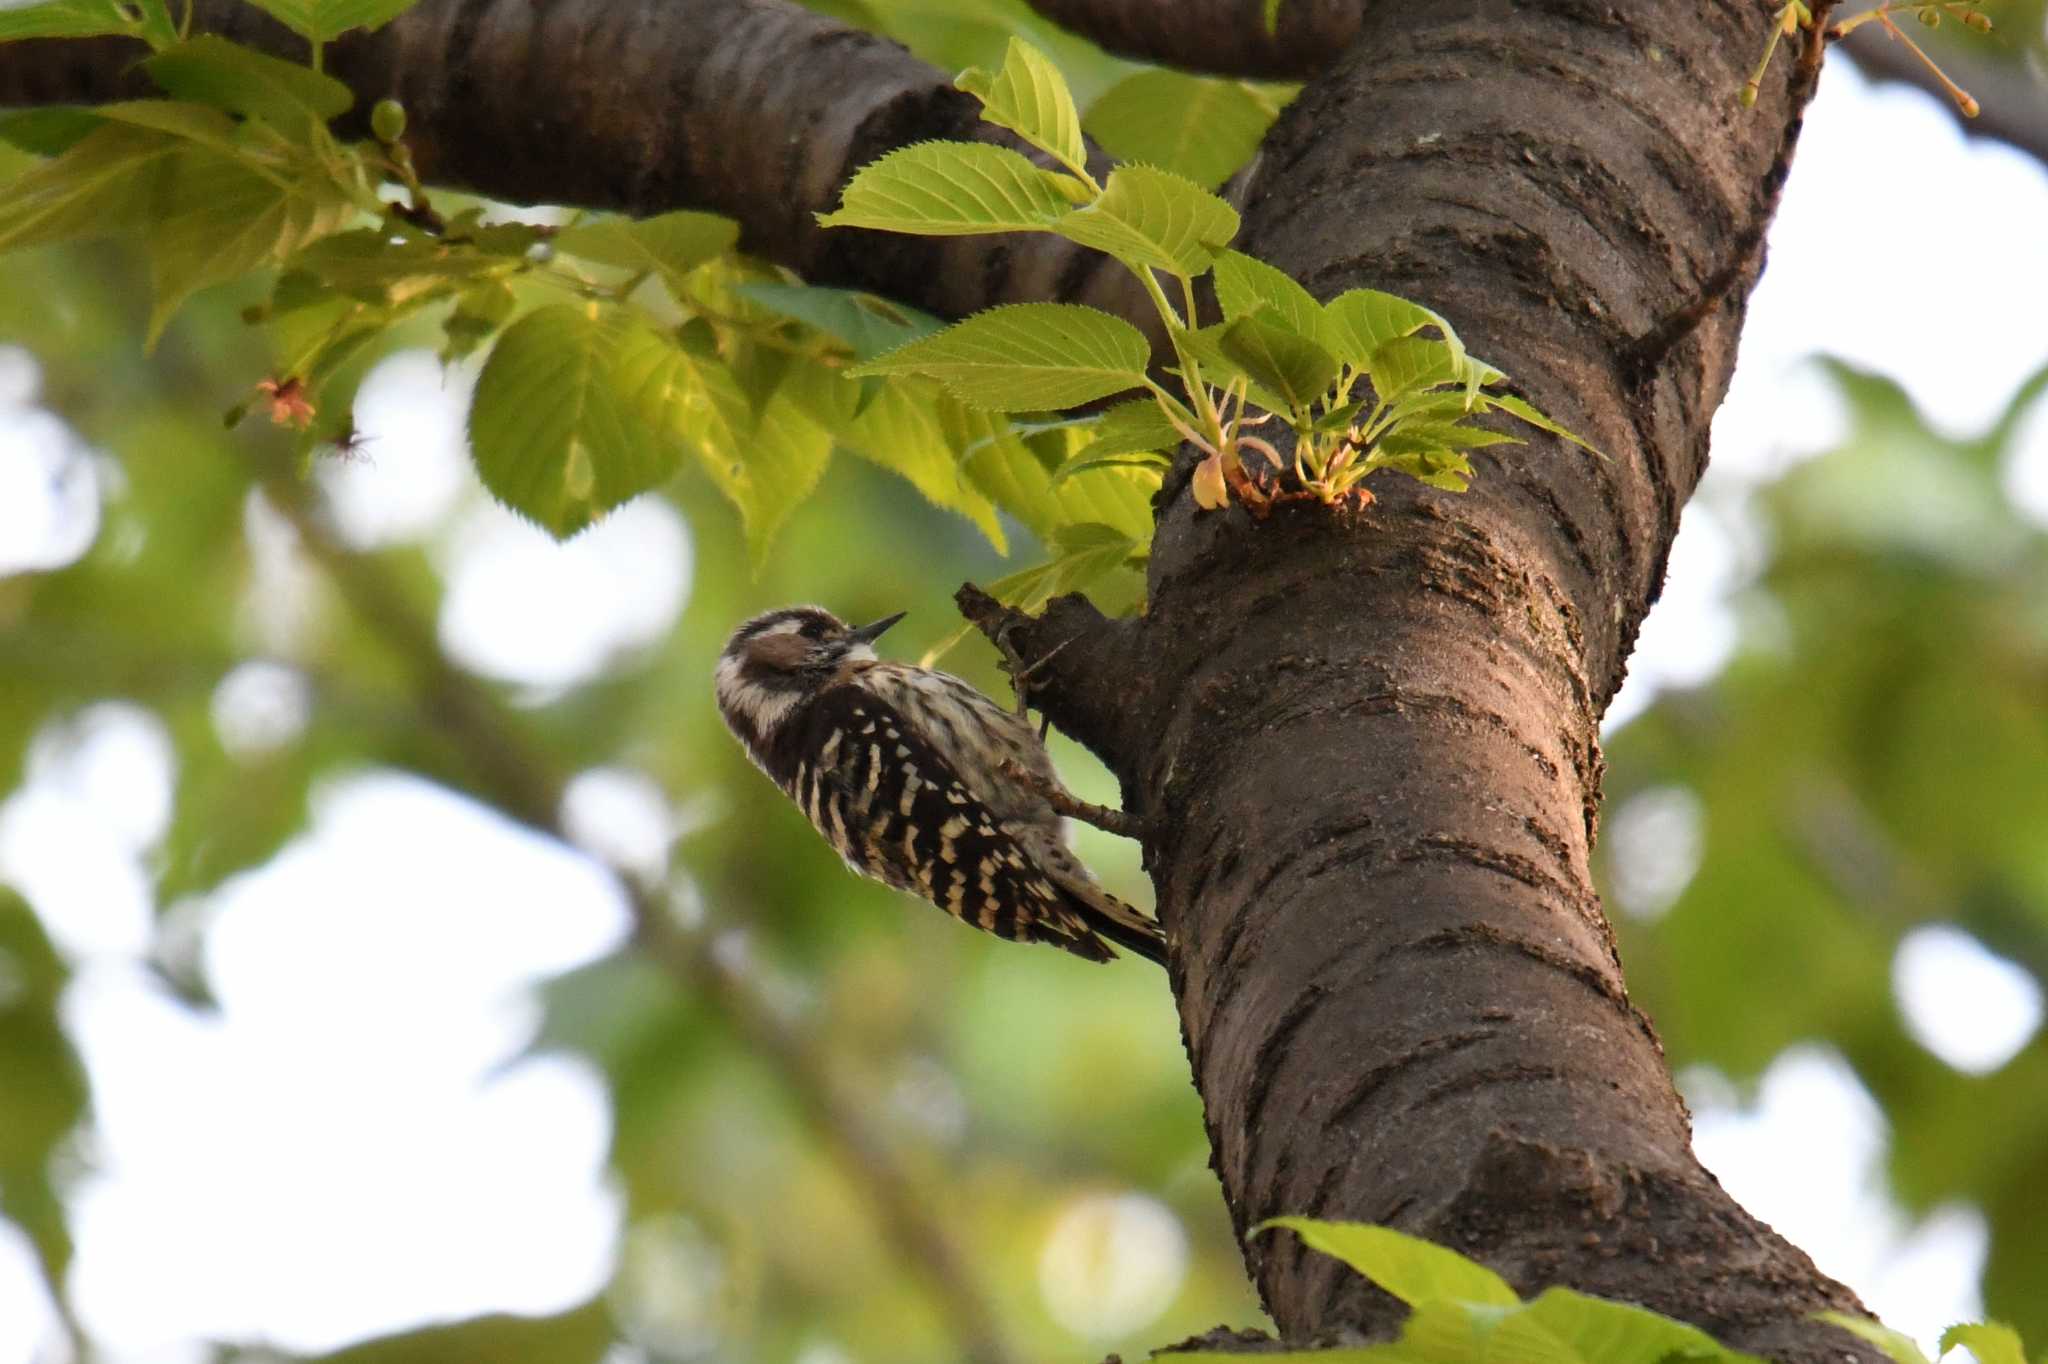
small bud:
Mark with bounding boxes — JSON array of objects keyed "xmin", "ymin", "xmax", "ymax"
[
  {"xmin": 1916, "ymin": 7, "xmax": 1940, "ymax": 25},
  {"xmin": 1958, "ymin": 93, "xmax": 1980, "ymax": 118},
  {"xmin": 1192, "ymin": 451, "xmax": 1229, "ymax": 510},
  {"xmin": 1964, "ymin": 10, "xmax": 1992, "ymax": 31},
  {"xmin": 370, "ymin": 98, "xmax": 407, "ymax": 143},
  {"xmin": 1739, "ymin": 82, "xmax": 1760, "ymax": 108}
]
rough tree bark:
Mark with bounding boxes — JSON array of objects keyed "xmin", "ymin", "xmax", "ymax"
[{"xmin": 0, "ymin": 1, "xmax": 1899, "ymax": 1358}]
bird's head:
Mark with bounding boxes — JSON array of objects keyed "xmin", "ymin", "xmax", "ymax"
[{"xmin": 714, "ymin": 605, "xmax": 904, "ymax": 746}]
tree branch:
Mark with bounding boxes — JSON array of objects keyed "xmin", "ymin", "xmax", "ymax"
[
  {"xmin": 0, "ymin": 0, "xmax": 1149, "ymax": 329},
  {"xmin": 1023, "ymin": 0, "xmax": 1356, "ymax": 80},
  {"xmin": 955, "ymin": 583, "xmax": 1146, "ymax": 787},
  {"xmin": 258, "ymin": 473, "xmax": 1017, "ymax": 1364},
  {"xmin": 1020, "ymin": 0, "xmax": 2048, "ymax": 170}
]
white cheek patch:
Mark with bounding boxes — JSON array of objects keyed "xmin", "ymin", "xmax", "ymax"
[{"xmin": 715, "ymin": 650, "xmax": 804, "ymax": 747}]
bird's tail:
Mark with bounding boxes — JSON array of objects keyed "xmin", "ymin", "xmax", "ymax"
[{"xmin": 1066, "ymin": 881, "xmax": 1168, "ymax": 967}]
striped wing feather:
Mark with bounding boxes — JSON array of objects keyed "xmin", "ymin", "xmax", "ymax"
[{"xmin": 781, "ymin": 685, "xmax": 1120, "ymax": 961}]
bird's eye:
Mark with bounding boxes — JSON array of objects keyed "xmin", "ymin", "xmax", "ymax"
[{"xmin": 799, "ymin": 619, "xmax": 829, "ymax": 640}]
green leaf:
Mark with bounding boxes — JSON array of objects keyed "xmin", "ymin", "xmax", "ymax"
[
  {"xmin": 1937, "ymin": 1323, "xmax": 2026, "ymax": 1364},
  {"xmin": 817, "ymin": 140, "xmax": 1078, "ymax": 236},
  {"xmin": 468, "ymin": 307, "xmax": 682, "ymax": 539},
  {"xmin": 1083, "ymin": 71, "xmax": 1281, "ymax": 189},
  {"xmin": 1375, "ymin": 422, "xmax": 1522, "ymax": 457},
  {"xmin": 441, "ymin": 279, "xmax": 518, "ymax": 361},
  {"xmin": 553, "ymin": 210, "xmax": 740, "ymax": 298},
  {"xmin": 724, "ymin": 388, "xmax": 834, "ymax": 571},
  {"xmin": 0, "ymin": 122, "xmax": 180, "ymax": 253},
  {"xmin": 1054, "ymin": 163, "xmax": 1239, "ymax": 279},
  {"xmin": 1213, "ymin": 247, "xmax": 1324, "ymax": 340},
  {"xmin": 1815, "ymin": 1313, "xmax": 1934, "ymax": 1364},
  {"xmin": 1052, "ymin": 450, "xmax": 1170, "ymax": 484},
  {"xmin": 1263, "ymin": 0, "xmax": 1285, "ymax": 34},
  {"xmin": 1368, "ymin": 334, "xmax": 1461, "ymax": 403},
  {"xmin": 239, "ymin": 0, "xmax": 422, "ymax": 43},
  {"xmin": 849, "ymin": 303, "xmax": 1151, "ymax": 411},
  {"xmin": 1485, "ymin": 391, "xmax": 1600, "ymax": 454},
  {"xmin": 1075, "ymin": 397, "xmax": 1182, "ymax": 459},
  {"xmin": 0, "ymin": 890, "xmax": 89, "ymax": 1296},
  {"xmin": 1173, "ymin": 320, "xmax": 1287, "ymax": 415},
  {"xmin": 1256, "ymin": 1217, "xmax": 1519, "ymax": 1309},
  {"xmin": 91, "ymin": 99, "xmax": 247, "ymax": 158},
  {"xmin": 1325, "ymin": 287, "xmax": 1458, "ymax": 373},
  {"xmin": 1219, "ymin": 313, "xmax": 1337, "ymax": 414},
  {"xmin": 1522, "ymin": 1287, "xmax": 1757, "ymax": 1364},
  {"xmin": 956, "ymin": 36, "xmax": 1087, "ymax": 178},
  {"xmin": 978, "ymin": 522, "xmax": 1137, "ymax": 613},
  {"xmin": 839, "ymin": 379, "xmax": 1005, "ymax": 550},
  {"xmin": 611, "ymin": 326, "xmax": 829, "ymax": 566},
  {"xmin": 0, "ymin": 107, "xmax": 106, "ymax": 156},
  {"xmin": 143, "ymin": 145, "xmax": 359, "ymax": 343},
  {"xmin": 953, "ymin": 404, "xmax": 1156, "ymax": 545},
  {"xmin": 143, "ymin": 36, "xmax": 354, "ymax": 134},
  {"xmin": 286, "ymin": 229, "xmax": 497, "ymax": 305},
  {"xmin": 736, "ymin": 281, "xmax": 944, "ymax": 362},
  {"xmin": 0, "ymin": 0, "xmax": 173, "ymax": 45}
]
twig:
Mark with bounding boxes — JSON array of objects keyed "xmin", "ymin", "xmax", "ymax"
[
  {"xmin": 1621, "ymin": 0, "xmax": 1842, "ymax": 386},
  {"xmin": 998, "ymin": 758, "xmax": 1151, "ymax": 841},
  {"xmin": 254, "ymin": 472, "xmax": 1018, "ymax": 1364}
]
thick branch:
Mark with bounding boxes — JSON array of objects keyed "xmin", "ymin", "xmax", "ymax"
[
  {"xmin": 1022, "ymin": 0, "xmax": 2048, "ymax": 168},
  {"xmin": 261, "ymin": 474, "xmax": 1017, "ymax": 1364},
  {"xmin": 955, "ymin": 583, "xmax": 1147, "ymax": 785},
  {"xmin": 1023, "ymin": 0, "xmax": 1357, "ymax": 80},
  {"xmin": 0, "ymin": 0, "xmax": 1147, "ymax": 326},
  {"xmin": 1112, "ymin": 1, "xmax": 1886, "ymax": 1357}
]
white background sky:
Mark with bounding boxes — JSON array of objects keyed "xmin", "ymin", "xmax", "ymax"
[{"xmin": 2, "ymin": 55, "xmax": 2047, "ymax": 1364}]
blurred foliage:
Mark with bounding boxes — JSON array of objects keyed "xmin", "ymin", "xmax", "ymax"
[
  {"xmin": 0, "ymin": 219, "xmax": 1248, "ymax": 1359},
  {"xmin": 0, "ymin": 1, "xmax": 2043, "ymax": 1362},
  {"xmin": 1602, "ymin": 361, "xmax": 2048, "ymax": 1340}
]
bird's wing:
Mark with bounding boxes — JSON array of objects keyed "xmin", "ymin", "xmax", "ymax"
[{"xmin": 788, "ymin": 684, "xmax": 1124, "ymax": 962}]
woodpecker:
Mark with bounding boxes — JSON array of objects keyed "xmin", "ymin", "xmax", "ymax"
[{"xmin": 714, "ymin": 605, "xmax": 1165, "ymax": 965}]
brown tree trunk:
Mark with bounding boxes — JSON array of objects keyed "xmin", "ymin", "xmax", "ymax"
[{"xmin": 0, "ymin": 0, "xmax": 1892, "ymax": 1356}]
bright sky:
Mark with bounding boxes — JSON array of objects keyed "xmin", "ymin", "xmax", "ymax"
[{"xmin": 2, "ymin": 56, "xmax": 2047, "ymax": 1364}]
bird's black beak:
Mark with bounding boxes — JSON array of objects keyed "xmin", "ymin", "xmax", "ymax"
[{"xmin": 847, "ymin": 611, "xmax": 906, "ymax": 645}]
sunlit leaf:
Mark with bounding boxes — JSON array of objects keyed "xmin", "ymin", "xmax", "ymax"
[
  {"xmin": 1054, "ymin": 163, "xmax": 1240, "ymax": 278},
  {"xmin": 952, "ymin": 403, "xmax": 1156, "ymax": 544},
  {"xmin": 1523, "ymin": 1286, "xmax": 1758, "ymax": 1363},
  {"xmin": 1219, "ymin": 313, "xmax": 1337, "ymax": 414},
  {"xmin": 817, "ymin": 140, "xmax": 1078, "ymax": 236},
  {"xmin": 1084, "ymin": 71, "xmax": 1282, "ymax": 189},
  {"xmin": 143, "ymin": 36, "xmax": 354, "ymax": 134},
  {"xmin": 554, "ymin": 210, "xmax": 740, "ymax": 298},
  {"xmin": 737, "ymin": 281, "xmax": 944, "ymax": 362},
  {"xmin": 850, "ymin": 303, "xmax": 1151, "ymax": 411},
  {"xmin": 0, "ymin": 123, "xmax": 180, "ymax": 254},
  {"xmin": 1213, "ymin": 247, "xmax": 1324, "ymax": 340},
  {"xmin": 143, "ymin": 145, "xmax": 359, "ymax": 343},
  {"xmin": 1937, "ymin": 1322, "xmax": 2026, "ymax": 1364},
  {"xmin": 839, "ymin": 379, "xmax": 1006, "ymax": 550},
  {"xmin": 1073, "ymin": 397, "xmax": 1182, "ymax": 459},
  {"xmin": 1256, "ymin": 1217, "xmax": 1519, "ymax": 1308},
  {"xmin": 956, "ymin": 36, "xmax": 1087, "ymax": 177},
  {"xmin": 0, "ymin": 0, "xmax": 173, "ymax": 45},
  {"xmin": 469, "ymin": 307, "xmax": 680, "ymax": 538},
  {"xmin": 1814, "ymin": 1313, "xmax": 1934, "ymax": 1364},
  {"xmin": 240, "ymin": 0, "xmax": 423, "ymax": 42}
]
